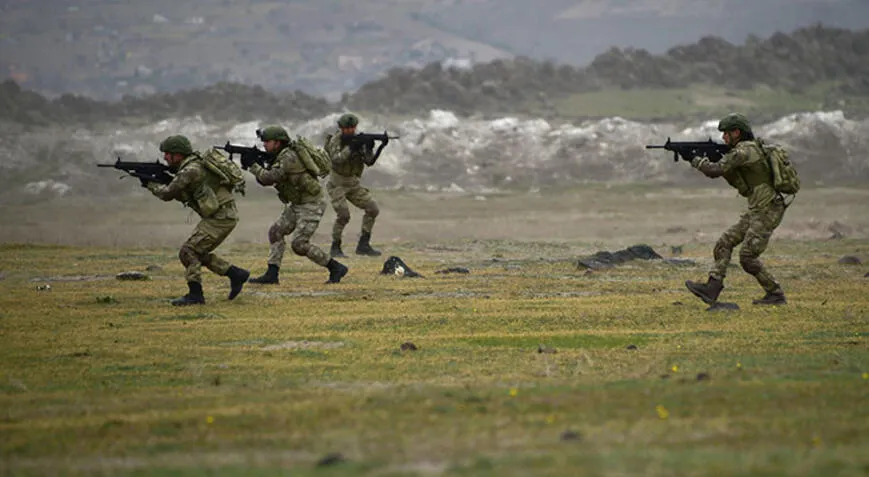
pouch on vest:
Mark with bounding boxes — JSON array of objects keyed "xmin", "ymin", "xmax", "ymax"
[
  {"xmin": 292, "ymin": 136, "xmax": 331, "ymax": 178},
  {"xmin": 193, "ymin": 182, "xmax": 220, "ymax": 217}
]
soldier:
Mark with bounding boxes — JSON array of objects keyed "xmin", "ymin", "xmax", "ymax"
[
  {"xmin": 324, "ymin": 113, "xmax": 382, "ymax": 258},
  {"xmin": 146, "ymin": 135, "xmax": 250, "ymax": 306},
  {"xmin": 246, "ymin": 126, "xmax": 348, "ymax": 284},
  {"xmin": 684, "ymin": 113, "xmax": 789, "ymax": 305}
]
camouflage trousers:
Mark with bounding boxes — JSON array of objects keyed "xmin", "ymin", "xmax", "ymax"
[
  {"xmin": 326, "ymin": 175, "xmax": 379, "ymax": 242},
  {"xmin": 179, "ymin": 203, "xmax": 237, "ymax": 283},
  {"xmin": 710, "ymin": 199, "xmax": 786, "ymax": 293},
  {"xmin": 266, "ymin": 200, "xmax": 330, "ymax": 268}
]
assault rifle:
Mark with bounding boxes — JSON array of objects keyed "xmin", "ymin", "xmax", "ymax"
[
  {"xmin": 341, "ymin": 131, "xmax": 400, "ymax": 166},
  {"xmin": 645, "ymin": 138, "xmax": 731, "ymax": 163},
  {"xmin": 97, "ymin": 157, "xmax": 174, "ymax": 185},
  {"xmin": 215, "ymin": 143, "xmax": 272, "ymax": 170}
]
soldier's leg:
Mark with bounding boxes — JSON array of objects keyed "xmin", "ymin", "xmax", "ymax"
[
  {"xmin": 740, "ymin": 202, "xmax": 787, "ymax": 303},
  {"xmin": 327, "ymin": 181, "xmax": 351, "ymax": 245},
  {"xmin": 685, "ymin": 212, "xmax": 750, "ymax": 304},
  {"xmin": 290, "ymin": 201, "xmax": 348, "ymax": 283},
  {"xmin": 250, "ymin": 205, "xmax": 296, "ymax": 284},
  {"xmin": 196, "ymin": 205, "xmax": 249, "ymax": 300},
  {"xmin": 346, "ymin": 185, "xmax": 381, "ymax": 256},
  {"xmin": 174, "ymin": 220, "xmax": 216, "ymax": 306}
]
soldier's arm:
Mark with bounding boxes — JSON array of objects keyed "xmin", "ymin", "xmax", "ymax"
[
  {"xmin": 327, "ymin": 135, "xmax": 352, "ymax": 167},
  {"xmin": 361, "ymin": 145, "xmax": 376, "ymax": 167},
  {"xmin": 691, "ymin": 147, "xmax": 749, "ymax": 178},
  {"xmin": 249, "ymin": 157, "xmax": 286, "ymax": 186},
  {"xmin": 147, "ymin": 166, "xmax": 200, "ymax": 201}
]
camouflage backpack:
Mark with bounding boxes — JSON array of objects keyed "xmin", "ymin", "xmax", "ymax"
[
  {"xmin": 199, "ymin": 148, "xmax": 246, "ymax": 195},
  {"xmin": 291, "ymin": 135, "xmax": 331, "ymax": 178},
  {"xmin": 758, "ymin": 139, "xmax": 800, "ymax": 195}
]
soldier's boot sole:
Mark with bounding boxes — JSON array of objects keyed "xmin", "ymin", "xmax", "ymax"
[
  {"xmin": 171, "ymin": 295, "xmax": 205, "ymax": 306},
  {"xmin": 326, "ymin": 260, "xmax": 348, "ymax": 284},
  {"xmin": 752, "ymin": 293, "xmax": 787, "ymax": 305}
]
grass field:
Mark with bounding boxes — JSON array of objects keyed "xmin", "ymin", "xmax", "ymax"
[{"xmin": 1, "ymin": 186, "xmax": 868, "ymax": 476}]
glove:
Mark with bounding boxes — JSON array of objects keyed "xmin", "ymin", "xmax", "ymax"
[
  {"xmin": 691, "ymin": 157, "xmax": 709, "ymax": 169},
  {"xmin": 240, "ymin": 152, "xmax": 257, "ymax": 170}
]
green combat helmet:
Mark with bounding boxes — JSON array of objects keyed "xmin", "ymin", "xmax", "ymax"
[
  {"xmin": 337, "ymin": 113, "xmax": 359, "ymax": 128},
  {"xmin": 159, "ymin": 135, "xmax": 193, "ymax": 155},
  {"xmin": 258, "ymin": 125, "xmax": 290, "ymax": 142},
  {"xmin": 717, "ymin": 113, "xmax": 752, "ymax": 133}
]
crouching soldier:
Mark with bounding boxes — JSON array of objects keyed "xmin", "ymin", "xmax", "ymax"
[{"xmin": 146, "ymin": 135, "xmax": 250, "ymax": 306}]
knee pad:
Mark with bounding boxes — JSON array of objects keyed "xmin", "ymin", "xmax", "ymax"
[
  {"xmin": 739, "ymin": 251, "xmax": 762, "ymax": 275},
  {"xmin": 291, "ymin": 237, "xmax": 310, "ymax": 256},
  {"xmin": 365, "ymin": 202, "xmax": 380, "ymax": 218},
  {"xmin": 335, "ymin": 209, "xmax": 351, "ymax": 225},
  {"xmin": 267, "ymin": 223, "xmax": 283, "ymax": 244},
  {"xmin": 179, "ymin": 245, "xmax": 198, "ymax": 267}
]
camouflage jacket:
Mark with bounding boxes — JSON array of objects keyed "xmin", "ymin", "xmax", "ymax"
[
  {"xmin": 249, "ymin": 145, "xmax": 322, "ymax": 204},
  {"xmin": 694, "ymin": 139, "xmax": 777, "ymax": 210},
  {"xmin": 147, "ymin": 153, "xmax": 234, "ymax": 218},
  {"xmin": 325, "ymin": 130, "xmax": 375, "ymax": 178}
]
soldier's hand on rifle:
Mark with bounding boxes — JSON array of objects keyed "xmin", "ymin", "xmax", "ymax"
[{"xmin": 240, "ymin": 152, "xmax": 257, "ymax": 170}]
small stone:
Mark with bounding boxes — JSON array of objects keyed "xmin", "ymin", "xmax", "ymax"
[
  {"xmin": 116, "ymin": 271, "xmax": 149, "ymax": 281},
  {"xmin": 696, "ymin": 372, "xmax": 711, "ymax": 381},
  {"xmin": 838, "ymin": 255, "xmax": 862, "ymax": 265},
  {"xmin": 36, "ymin": 284, "xmax": 52, "ymax": 291},
  {"xmin": 864, "ymin": 272, "xmax": 869, "ymax": 278},
  {"xmin": 626, "ymin": 344, "xmax": 638, "ymax": 350},
  {"xmin": 316, "ymin": 452, "xmax": 345, "ymax": 467},
  {"xmin": 560, "ymin": 430, "xmax": 582, "ymax": 441},
  {"xmin": 145, "ymin": 264, "xmax": 163, "ymax": 272},
  {"xmin": 706, "ymin": 302, "xmax": 740, "ymax": 312},
  {"xmin": 672, "ymin": 301, "xmax": 683, "ymax": 306},
  {"xmin": 537, "ymin": 344, "xmax": 557, "ymax": 354},
  {"xmin": 400, "ymin": 342, "xmax": 418, "ymax": 351}
]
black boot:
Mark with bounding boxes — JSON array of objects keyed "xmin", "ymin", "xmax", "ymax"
[
  {"xmin": 330, "ymin": 240, "xmax": 347, "ymax": 258},
  {"xmin": 248, "ymin": 264, "xmax": 279, "ymax": 284},
  {"xmin": 226, "ymin": 265, "xmax": 250, "ymax": 300},
  {"xmin": 355, "ymin": 232, "xmax": 381, "ymax": 256},
  {"xmin": 685, "ymin": 276, "xmax": 724, "ymax": 304},
  {"xmin": 171, "ymin": 281, "xmax": 205, "ymax": 306},
  {"xmin": 326, "ymin": 259, "xmax": 348, "ymax": 284},
  {"xmin": 753, "ymin": 291, "xmax": 787, "ymax": 305}
]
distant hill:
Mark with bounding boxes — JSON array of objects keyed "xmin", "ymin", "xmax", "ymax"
[
  {"xmin": 2, "ymin": 25, "xmax": 869, "ymax": 127},
  {"xmin": 2, "ymin": 0, "xmax": 869, "ymax": 100}
]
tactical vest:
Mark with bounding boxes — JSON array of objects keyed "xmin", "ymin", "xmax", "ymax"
[
  {"xmin": 272, "ymin": 146, "xmax": 323, "ymax": 204},
  {"xmin": 177, "ymin": 153, "xmax": 234, "ymax": 217},
  {"xmin": 327, "ymin": 131, "xmax": 366, "ymax": 178},
  {"xmin": 725, "ymin": 141, "xmax": 771, "ymax": 190}
]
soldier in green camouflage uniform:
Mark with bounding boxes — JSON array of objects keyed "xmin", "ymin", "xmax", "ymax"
[
  {"xmin": 324, "ymin": 113, "xmax": 382, "ymax": 258},
  {"xmin": 146, "ymin": 135, "xmax": 250, "ymax": 306},
  {"xmin": 246, "ymin": 126, "xmax": 348, "ymax": 284},
  {"xmin": 685, "ymin": 113, "xmax": 788, "ymax": 306}
]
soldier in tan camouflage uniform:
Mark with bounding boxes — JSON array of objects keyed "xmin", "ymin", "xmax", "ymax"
[
  {"xmin": 246, "ymin": 126, "xmax": 348, "ymax": 284},
  {"xmin": 685, "ymin": 113, "xmax": 788, "ymax": 305},
  {"xmin": 324, "ymin": 113, "xmax": 382, "ymax": 257},
  {"xmin": 146, "ymin": 135, "xmax": 250, "ymax": 306}
]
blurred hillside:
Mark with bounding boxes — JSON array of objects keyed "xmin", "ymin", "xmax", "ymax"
[{"xmin": 2, "ymin": 0, "xmax": 868, "ymax": 100}]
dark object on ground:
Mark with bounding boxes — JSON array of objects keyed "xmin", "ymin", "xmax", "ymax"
[
  {"xmin": 696, "ymin": 372, "xmax": 711, "ymax": 381},
  {"xmin": 435, "ymin": 267, "xmax": 470, "ymax": 274},
  {"xmin": 537, "ymin": 344, "xmax": 557, "ymax": 354},
  {"xmin": 838, "ymin": 255, "xmax": 862, "ymax": 265},
  {"xmin": 145, "ymin": 265, "xmax": 163, "ymax": 272},
  {"xmin": 560, "ymin": 430, "xmax": 582, "ymax": 442},
  {"xmin": 576, "ymin": 244, "xmax": 663, "ymax": 270},
  {"xmin": 116, "ymin": 271, "xmax": 148, "ymax": 281},
  {"xmin": 316, "ymin": 453, "xmax": 346, "ymax": 467},
  {"xmin": 626, "ymin": 344, "xmax": 638, "ymax": 350},
  {"xmin": 400, "ymin": 342, "xmax": 418, "ymax": 351},
  {"xmin": 381, "ymin": 256, "xmax": 422, "ymax": 277},
  {"xmin": 864, "ymin": 272, "xmax": 869, "ymax": 278},
  {"xmin": 706, "ymin": 302, "xmax": 740, "ymax": 312}
]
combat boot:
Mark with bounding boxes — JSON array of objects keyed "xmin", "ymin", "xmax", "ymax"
[
  {"xmin": 330, "ymin": 240, "xmax": 347, "ymax": 258},
  {"xmin": 355, "ymin": 232, "xmax": 382, "ymax": 256},
  {"xmin": 326, "ymin": 259, "xmax": 348, "ymax": 284},
  {"xmin": 248, "ymin": 264, "xmax": 279, "ymax": 284},
  {"xmin": 171, "ymin": 281, "xmax": 205, "ymax": 306},
  {"xmin": 685, "ymin": 276, "xmax": 724, "ymax": 304},
  {"xmin": 225, "ymin": 265, "xmax": 250, "ymax": 300},
  {"xmin": 752, "ymin": 291, "xmax": 787, "ymax": 305}
]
